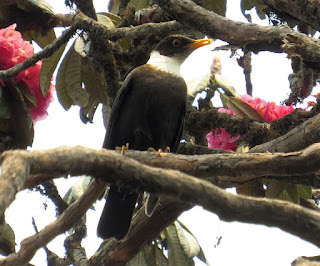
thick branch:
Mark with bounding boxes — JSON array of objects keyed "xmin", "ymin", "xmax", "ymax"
[
  {"xmin": 154, "ymin": 0, "xmax": 320, "ymax": 62},
  {"xmin": 73, "ymin": 10, "xmax": 185, "ymax": 41},
  {"xmin": 250, "ymin": 112, "xmax": 320, "ymax": 153},
  {"xmin": 2, "ymin": 146, "xmax": 320, "ymax": 265},
  {"xmin": 263, "ymin": 0, "xmax": 320, "ymax": 31}
]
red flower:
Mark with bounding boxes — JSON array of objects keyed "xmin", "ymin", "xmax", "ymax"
[
  {"xmin": 207, "ymin": 95, "xmax": 295, "ymax": 151},
  {"xmin": 0, "ymin": 24, "xmax": 54, "ymax": 123}
]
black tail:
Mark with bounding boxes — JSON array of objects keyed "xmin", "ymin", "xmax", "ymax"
[{"xmin": 97, "ymin": 185, "xmax": 138, "ymax": 240}]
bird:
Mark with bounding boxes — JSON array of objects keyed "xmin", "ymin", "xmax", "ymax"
[{"xmin": 97, "ymin": 35, "xmax": 212, "ymax": 240}]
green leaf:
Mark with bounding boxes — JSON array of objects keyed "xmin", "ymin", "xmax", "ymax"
[
  {"xmin": 176, "ymin": 221, "xmax": 208, "ymax": 264},
  {"xmin": 56, "ymin": 42, "xmax": 89, "ymax": 109},
  {"xmin": 22, "ymin": 28, "xmax": 56, "ymax": 49},
  {"xmin": 17, "ymin": 81, "xmax": 37, "ymax": 108},
  {"xmin": 265, "ymin": 180, "xmax": 312, "ymax": 204},
  {"xmin": 127, "ymin": 243, "xmax": 168, "ymax": 266},
  {"xmin": 175, "ymin": 221, "xmax": 200, "ymax": 259},
  {"xmin": 165, "ymin": 224, "xmax": 195, "ymax": 266},
  {"xmin": 128, "ymin": 0, "xmax": 150, "ymax": 11},
  {"xmin": 18, "ymin": 0, "xmax": 54, "ymax": 14},
  {"xmin": 64, "ymin": 176, "xmax": 92, "ymax": 204},
  {"xmin": 0, "ymin": 220, "xmax": 15, "ymax": 256},
  {"xmin": 0, "ymin": 86, "xmax": 11, "ymax": 120},
  {"xmin": 223, "ymin": 95, "xmax": 265, "ymax": 122},
  {"xmin": 200, "ymin": 0, "xmax": 226, "ymax": 16},
  {"xmin": 99, "ymin": 12, "xmax": 122, "ymax": 26},
  {"xmin": 97, "ymin": 13, "xmax": 116, "ymax": 28},
  {"xmin": 1, "ymin": 81, "xmax": 34, "ymax": 148},
  {"xmin": 240, "ymin": 0, "xmax": 258, "ymax": 22},
  {"xmin": 40, "ymin": 43, "xmax": 67, "ymax": 97}
]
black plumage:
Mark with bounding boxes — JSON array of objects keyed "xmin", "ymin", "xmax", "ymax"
[{"xmin": 97, "ymin": 35, "xmax": 212, "ymax": 240}]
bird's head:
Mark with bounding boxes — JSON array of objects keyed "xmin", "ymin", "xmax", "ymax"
[{"xmin": 153, "ymin": 35, "xmax": 213, "ymax": 65}]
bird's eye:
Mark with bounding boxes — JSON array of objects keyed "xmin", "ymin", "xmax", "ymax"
[{"xmin": 172, "ymin": 39, "xmax": 181, "ymax": 47}]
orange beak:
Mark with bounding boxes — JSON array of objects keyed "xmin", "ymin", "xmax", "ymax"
[{"xmin": 186, "ymin": 39, "xmax": 214, "ymax": 49}]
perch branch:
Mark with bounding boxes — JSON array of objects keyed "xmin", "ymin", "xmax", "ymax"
[{"xmin": 0, "ymin": 144, "xmax": 320, "ymax": 265}]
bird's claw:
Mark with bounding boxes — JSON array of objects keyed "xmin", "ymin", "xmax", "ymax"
[
  {"xmin": 148, "ymin": 147, "xmax": 170, "ymax": 156},
  {"xmin": 115, "ymin": 143, "xmax": 129, "ymax": 155}
]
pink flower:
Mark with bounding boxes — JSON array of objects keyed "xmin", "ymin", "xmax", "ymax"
[
  {"xmin": 0, "ymin": 24, "xmax": 54, "ymax": 123},
  {"xmin": 207, "ymin": 129, "xmax": 240, "ymax": 151},
  {"xmin": 207, "ymin": 95, "xmax": 295, "ymax": 150}
]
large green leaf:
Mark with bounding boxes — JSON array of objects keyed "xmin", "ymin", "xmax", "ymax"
[
  {"xmin": 221, "ymin": 94, "xmax": 265, "ymax": 122},
  {"xmin": 127, "ymin": 244, "xmax": 168, "ymax": 266},
  {"xmin": 1, "ymin": 82, "xmax": 34, "ymax": 148},
  {"xmin": 0, "ymin": 219, "xmax": 15, "ymax": 256},
  {"xmin": 165, "ymin": 224, "xmax": 195, "ymax": 266},
  {"xmin": 63, "ymin": 176, "xmax": 92, "ymax": 204},
  {"xmin": 40, "ymin": 43, "xmax": 67, "ymax": 97},
  {"xmin": 17, "ymin": 0, "xmax": 54, "ymax": 14},
  {"xmin": 128, "ymin": 0, "xmax": 150, "ymax": 11},
  {"xmin": 200, "ymin": 0, "xmax": 226, "ymax": 16},
  {"xmin": 176, "ymin": 221, "xmax": 207, "ymax": 264},
  {"xmin": 175, "ymin": 221, "xmax": 200, "ymax": 260},
  {"xmin": 22, "ymin": 28, "xmax": 56, "ymax": 49},
  {"xmin": 56, "ymin": 43, "xmax": 89, "ymax": 109},
  {"xmin": 265, "ymin": 179, "xmax": 312, "ymax": 204}
]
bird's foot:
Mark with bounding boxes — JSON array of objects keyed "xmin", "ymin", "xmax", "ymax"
[
  {"xmin": 148, "ymin": 147, "xmax": 170, "ymax": 156},
  {"xmin": 115, "ymin": 143, "xmax": 129, "ymax": 155}
]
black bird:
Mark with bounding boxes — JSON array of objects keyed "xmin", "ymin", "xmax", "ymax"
[{"xmin": 97, "ymin": 35, "xmax": 212, "ymax": 240}]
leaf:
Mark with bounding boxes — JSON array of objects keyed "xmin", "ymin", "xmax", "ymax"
[
  {"xmin": 81, "ymin": 57, "xmax": 108, "ymax": 104},
  {"xmin": 176, "ymin": 221, "xmax": 208, "ymax": 264},
  {"xmin": 22, "ymin": 28, "xmax": 56, "ymax": 49},
  {"xmin": 56, "ymin": 42, "xmax": 89, "ymax": 109},
  {"xmin": 127, "ymin": 243, "xmax": 168, "ymax": 266},
  {"xmin": 265, "ymin": 180, "xmax": 312, "ymax": 204},
  {"xmin": 1, "ymin": 81, "xmax": 34, "ymax": 148},
  {"xmin": 18, "ymin": 0, "xmax": 54, "ymax": 14},
  {"xmin": 40, "ymin": 43, "xmax": 67, "ymax": 97},
  {"xmin": 165, "ymin": 224, "xmax": 194, "ymax": 266},
  {"xmin": 223, "ymin": 95, "xmax": 265, "ymax": 122},
  {"xmin": 0, "ymin": 220, "xmax": 15, "ymax": 255},
  {"xmin": 63, "ymin": 176, "xmax": 92, "ymax": 204},
  {"xmin": 128, "ymin": 0, "xmax": 150, "ymax": 11},
  {"xmin": 99, "ymin": 12, "xmax": 122, "ymax": 26},
  {"xmin": 0, "ymin": 86, "xmax": 11, "ymax": 120},
  {"xmin": 175, "ymin": 221, "xmax": 200, "ymax": 259},
  {"xmin": 17, "ymin": 81, "xmax": 37, "ymax": 108},
  {"xmin": 240, "ymin": 0, "xmax": 258, "ymax": 22},
  {"xmin": 200, "ymin": 0, "xmax": 226, "ymax": 16},
  {"xmin": 97, "ymin": 13, "xmax": 116, "ymax": 28}
]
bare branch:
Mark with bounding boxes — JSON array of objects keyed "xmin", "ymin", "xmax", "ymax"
[
  {"xmin": 263, "ymin": 0, "xmax": 320, "ymax": 31},
  {"xmin": 0, "ymin": 180, "xmax": 104, "ymax": 266},
  {"xmin": 154, "ymin": 0, "xmax": 320, "ymax": 63},
  {"xmin": 0, "ymin": 144, "xmax": 320, "ymax": 264},
  {"xmin": 250, "ymin": 112, "xmax": 320, "ymax": 153}
]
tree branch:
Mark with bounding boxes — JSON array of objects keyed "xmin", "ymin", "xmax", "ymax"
[
  {"xmin": 0, "ymin": 180, "xmax": 104, "ymax": 266},
  {"xmin": 154, "ymin": 0, "xmax": 320, "ymax": 63},
  {"xmin": 1, "ymin": 144, "xmax": 320, "ymax": 265}
]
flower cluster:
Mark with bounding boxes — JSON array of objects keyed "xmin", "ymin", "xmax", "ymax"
[
  {"xmin": 0, "ymin": 24, "xmax": 54, "ymax": 123},
  {"xmin": 207, "ymin": 95, "xmax": 295, "ymax": 151}
]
